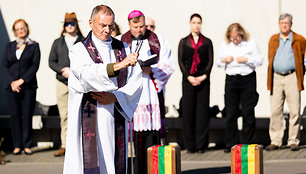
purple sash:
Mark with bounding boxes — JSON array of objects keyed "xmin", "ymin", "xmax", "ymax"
[{"xmin": 81, "ymin": 31, "xmax": 127, "ymax": 174}]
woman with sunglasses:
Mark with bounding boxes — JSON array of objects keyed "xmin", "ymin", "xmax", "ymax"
[
  {"xmin": 49, "ymin": 12, "xmax": 83, "ymax": 157},
  {"xmin": 217, "ymin": 23, "xmax": 263, "ymax": 152},
  {"xmin": 3, "ymin": 19, "xmax": 40, "ymax": 155}
]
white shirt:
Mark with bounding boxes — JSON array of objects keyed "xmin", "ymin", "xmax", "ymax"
[
  {"xmin": 217, "ymin": 39, "xmax": 263, "ymax": 76},
  {"xmin": 16, "ymin": 49, "xmax": 23, "ymax": 60},
  {"xmin": 304, "ymin": 51, "xmax": 306, "ymax": 67},
  {"xmin": 64, "ymin": 33, "xmax": 78, "ymax": 49}
]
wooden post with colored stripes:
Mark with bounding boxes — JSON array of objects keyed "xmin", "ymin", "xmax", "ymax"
[
  {"xmin": 147, "ymin": 145, "xmax": 181, "ymax": 174},
  {"xmin": 231, "ymin": 144, "xmax": 263, "ymax": 174}
]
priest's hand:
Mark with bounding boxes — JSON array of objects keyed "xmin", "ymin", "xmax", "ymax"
[
  {"xmin": 91, "ymin": 92, "xmax": 117, "ymax": 105},
  {"xmin": 113, "ymin": 52, "xmax": 138, "ymax": 71}
]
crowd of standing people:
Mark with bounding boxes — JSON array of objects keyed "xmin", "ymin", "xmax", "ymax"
[{"xmin": 1, "ymin": 3, "xmax": 306, "ymax": 174}]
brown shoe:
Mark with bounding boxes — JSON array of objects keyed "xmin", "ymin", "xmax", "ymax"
[
  {"xmin": 289, "ymin": 144, "xmax": 300, "ymax": 151},
  {"xmin": 265, "ymin": 144, "xmax": 279, "ymax": 151},
  {"xmin": 54, "ymin": 148, "xmax": 65, "ymax": 157}
]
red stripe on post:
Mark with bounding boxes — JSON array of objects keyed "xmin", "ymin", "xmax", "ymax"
[
  {"xmin": 235, "ymin": 144, "xmax": 243, "ymax": 174},
  {"xmin": 152, "ymin": 145, "xmax": 161, "ymax": 174}
]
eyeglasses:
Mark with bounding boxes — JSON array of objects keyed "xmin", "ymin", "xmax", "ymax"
[
  {"xmin": 64, "ymin": 22, "xmax": 76, "ymax": 27},
  {"xmin": 146, "ymin": 25, "xmax": 155, "ymax": 28},
  {"xmin": 230, "ymin": 36, "xmax": 242, "ymax": 42}
]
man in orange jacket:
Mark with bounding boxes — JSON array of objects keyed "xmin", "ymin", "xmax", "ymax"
[{"xmin": 266, "ymin": 13, "xmax": 306, "ymax": 151}]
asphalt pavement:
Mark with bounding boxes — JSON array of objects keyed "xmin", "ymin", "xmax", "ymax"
[{"xmin": 1, "ymin": 145, "xmax": 306, "ymax": 174}]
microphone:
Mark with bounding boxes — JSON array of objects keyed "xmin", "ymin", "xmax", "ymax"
[{"xmin": 135, "ymin": 35, "xmax": 143, "ymax": 54}]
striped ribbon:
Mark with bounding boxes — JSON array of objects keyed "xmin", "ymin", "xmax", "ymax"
[
  {"xmin": 165, "ymin": 145, "xmax": 174, "ymax": 174},
  {"xmin": 235, "ymin": 144, "xmax": 243, "ymax": 174},
  {"xmin": 152, "ymin": 145, "xmax": 161, "ymax": 174},
  {"xmin": 235, "ymin": 144, "xmax": 257, "ymax": 174},
  {"xmin": 158, "ymin": 145, "xmax": 165, "ymax": 174},
  {"xmin": 241, "ymin": 144, "xmax": 249, "ymax": 174},
  {"xmin": 247, "ymin": 144, "xmax": 257, "ymax": 174},
  {"xmin": 152, "ymin": 145, "xmax": 176, "ymax": 174}
]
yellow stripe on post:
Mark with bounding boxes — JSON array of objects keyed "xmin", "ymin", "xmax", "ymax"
[
  {"xmin": 248, "ymin": 144, "xmax": 257, "ymax": 174},
  {"xmin": 165, "ymin": 145, "xmax": 174, "ymax": 174}
]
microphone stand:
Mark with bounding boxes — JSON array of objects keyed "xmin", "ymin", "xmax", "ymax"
[
  {"xmin": 130, "ymin": 35, "xmax": 144, "ymax": 174},
  {"xmin": 130, "ymin": 35, "xmax": 143, "ymax": 174},
  {"xmin": 135, "ymin": 40, "xmax": 143, "ymax": 54},
  {"xmin": 130, "ymin": 121, "xmax": 134, "ymax": 174}
]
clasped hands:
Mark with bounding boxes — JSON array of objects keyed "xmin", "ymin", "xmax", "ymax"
[
  {"xmin": 222, "ymin": 56, "xmax": 248, "ymax": 63},
  {"xmin": 11, "ymin": 79, "xmax": 24, "ymax": 93},
  {"xmin": 187, "ymin": 74, "xmax": 207, "ymax": 86}
]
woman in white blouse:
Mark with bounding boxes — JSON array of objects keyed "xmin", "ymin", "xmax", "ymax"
[{"xmin": 217, "ymin": 23, "xmax": 263, "ymax": 152}]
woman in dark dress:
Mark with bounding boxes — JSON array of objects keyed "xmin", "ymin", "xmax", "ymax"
[
  {"xmin": 3, "ymin": 19, "xmax": 40, "ymax": 155},
  {"xmin": 178, "ymin": 13, "xmax": 213, "ymax": 153}
]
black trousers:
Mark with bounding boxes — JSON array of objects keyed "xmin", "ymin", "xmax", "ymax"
[
  {"xmin": 6, "ymin": 88, "xmax": 36, "ymax": 149},
  {"xmin": 134, "ymin": 130, "xmax": 160, "ymax": 174},
  {"xmin": 182, "ymin": 79, "xmax": 210, "ymax": 151},
  {"xmin": 224, "ymin": 72, "xmax": 259, "ymax": 148}
]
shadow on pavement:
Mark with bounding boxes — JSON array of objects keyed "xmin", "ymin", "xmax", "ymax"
[{"xmin": 182, "ymin": 166, "xmax": 231, "ymax": 174}]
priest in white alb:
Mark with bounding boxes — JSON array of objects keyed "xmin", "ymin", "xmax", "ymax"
[{"xmin": 63, "ymin": 5, "xmax": 142, "ymax": 174}]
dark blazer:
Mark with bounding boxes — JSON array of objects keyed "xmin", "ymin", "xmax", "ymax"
[
  {"xmin": 2, "ymin": 41, "xmax": 40, "ymax": 89},
  {"xmin": 49, "ymin": 35, "xmax": 83, "ymax": 85},
  {"xmin": 178, "ymin": 34, "xmax": 214, "ymax": 81}
]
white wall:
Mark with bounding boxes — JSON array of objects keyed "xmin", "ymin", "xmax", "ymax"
[{"xmin": 0, "ymin": 0, "xmax": 305, "ymax": 117}]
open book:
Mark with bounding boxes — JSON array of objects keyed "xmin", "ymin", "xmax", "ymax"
[{"xmin": 138, "ymin": 54, "xmax": 158, "ymax": 67}]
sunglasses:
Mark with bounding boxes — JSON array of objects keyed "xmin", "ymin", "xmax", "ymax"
[
  {"xmin": 146, "ymin": 25, "xmax": 155, "ymax": 28},
  {"xmin": 64, "ymin": 22, "xmax": 76, "ymax": 27}
]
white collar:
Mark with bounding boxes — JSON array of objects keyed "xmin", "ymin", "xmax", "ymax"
[
  {"xmin": 91, "ymin": 33, "xmax": 112, "ymax": 47},
  {"xmin": 229, "ymin": 40, "xmax": 246, "ymax": 47}
]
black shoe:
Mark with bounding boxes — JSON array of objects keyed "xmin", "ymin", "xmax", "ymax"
[
  {"xmin": 13, "ymin": 148, "xmax": 21, "ymax": 155},
  {"xmin": 13, "ymin": 151, "xmax": 21, "ymax": 155},
  {"xmin": 224, "ymin": 147, "xmax": 231, "ymax": 153},
  {"xmin": 197, "ymin": 150, "xmax": 205, "ymax": 153},
  {"xmin": 187, "ymin": 149, "xmax": 195, "ymax": 154},
  {"xmin": 24, "ymin": 148, "xmax": 32, "ymax": 155}
]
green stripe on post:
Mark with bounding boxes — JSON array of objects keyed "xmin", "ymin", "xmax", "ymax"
[
  {"xmin": 241, "ymin": 144, "xmax": 249, "ymax": 174},
  {"xmin": 158, "ymin": 145, "xmax": 165, "ymax": 174}
]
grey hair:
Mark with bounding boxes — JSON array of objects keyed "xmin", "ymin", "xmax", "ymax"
[
  {"xmin": 279, "ymin": 13, "xmax": 293, "ymax": 24},
  {"xmin": 90, "ymin": 5, "xmax": 114, "ymax": 20}
]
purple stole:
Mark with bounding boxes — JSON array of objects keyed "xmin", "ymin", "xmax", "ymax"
[{"xmin": 81, "ymin": 31, "xmax": 127, "ymax": 174}]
